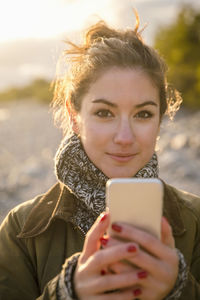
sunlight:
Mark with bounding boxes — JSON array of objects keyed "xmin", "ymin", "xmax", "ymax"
[
  {"xmin": 0, "ymin": 0, "xmax": 89, "ymax": 41},
  {"xmin": 0, "ymin": 0, "xmax": 121, "ymax": 42}
]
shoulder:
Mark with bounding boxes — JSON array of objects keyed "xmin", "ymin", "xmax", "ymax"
[
  {"xmin": 164, "ymin": 182, "xmax": 200, "ymax": 239},
  {"xmin": 0, "ymin": 182, "xmax": 62, "ymax": 235},
  {"xmin": 164, "ymin": 184, "xmax": 200, "ymax": 267},
  {"xmin": 166, "ymin": 184, "xmax": 200, "ymax": 217}
]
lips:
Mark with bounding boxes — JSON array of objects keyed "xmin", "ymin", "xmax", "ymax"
[{"xmin": 107, "ymin": 152, "xmax": 137, "ymax": 163}]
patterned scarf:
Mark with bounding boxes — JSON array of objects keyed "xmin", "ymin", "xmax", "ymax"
[{"xmin": 55, "ymin": 134, "xmax": 159, "ymax": 234}]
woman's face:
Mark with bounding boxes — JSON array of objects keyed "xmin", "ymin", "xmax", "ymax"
[{"xmin": 75, "ymin": 67, "xmax": 160, "ymax": 178}]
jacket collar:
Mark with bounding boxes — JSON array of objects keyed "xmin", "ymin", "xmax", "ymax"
[
  {"xmin": 18, "ymin": 181, "xmax": 186, "ymax": 238},
  {"xmin": 18, "ymin": 182, "xmax": 77, "ymax": 238}
]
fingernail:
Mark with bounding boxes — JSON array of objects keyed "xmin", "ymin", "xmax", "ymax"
[
  {"xmin": 100, "ymin": 213, "xmax": 107, "ymax": 222},
  {"xmin": 111, "ymin": 223, "xmax": 122, "ymax": 232},
  {"xmin": 133, "ymin": 288, "xmax": 142, "ymax": 296},
  {"xmin": 100, "ymin": 237, "xmax": 109, "ymax": 246},
  {"xmin": 127, "ymin": 245, "xmax": 137, "ymax": 252},
  {"xmin": 100, "ymin": 269, "xmax": 106, "ymax": 275},
  {"xmin": 137, "ymin": 270, "xmax": 148, "ymax": 279}
]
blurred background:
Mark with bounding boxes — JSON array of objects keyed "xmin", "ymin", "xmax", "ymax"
[{"xmin": 0, "ymin": 0, "xmax": 200, "ymax": 223}]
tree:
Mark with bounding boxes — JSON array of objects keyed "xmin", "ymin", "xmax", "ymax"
[{"xmin": 154, "ymin": 4, "xmax": 200, "ymax": 109}]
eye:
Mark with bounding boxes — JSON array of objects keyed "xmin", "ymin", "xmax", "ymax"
[
  {"xmin": 135, "ymin": 110, "xmax": 153, "ymax": 119},
  {"xmin": 94, "ymin": 109, "xmax": 114, "ymax": 118}
]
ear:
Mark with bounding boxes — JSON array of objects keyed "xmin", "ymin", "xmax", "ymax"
[
  {"xmin": 72, "ymin": 113, "xmax": 80, "ymax": 134},
  {"xmin": 66, "ymin": 101, "xmax": 80, "ymax": 134}
]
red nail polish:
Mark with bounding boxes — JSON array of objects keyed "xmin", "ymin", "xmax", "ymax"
[
  {"xmin": 127, "ymin": 245, "xmax": 137, "ymax": 252},
  {"xmin": 100, "ymin": 213, "xmax": 107, "ymax": 222},
  {"xmin": 111, "ymin": 223, "xmax": 122, "ymax": 232},
  {"xmin": 100, "ymin": 237, "xmax": 109, "ymax": 246},
  {"xmin": 100, "ymin": 269, "xmax": 106, "ymax": 275},
  {"xmin": 133, "ymin": 288, "xmax": 142, "ymax": 296},
  {"xmin": 137, "ymin": 270, "xmax": 148, "ymax": 279}
]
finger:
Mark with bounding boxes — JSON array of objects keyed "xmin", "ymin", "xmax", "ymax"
[
  {"xmin": 98, "ymin": 287, "xmax": 142, "ymax": 300},
  {"xmin": 86, "ymin": 287, "xmax": 142, "ymax": 300},
  {"xmin": 113, "ymin": 243, "xmax": 178, "ymax": 284},
  {"xmin": 100, "ymin": 234, "xmax": 159, "ymax": 275},
  {"xmin": 111, "ymin": 222, "xmax": 176, "ymax": 261},
  {"xmin": 100, "ymin": 237, "xmax": 140, "ymax": 274},
  {"xmin": 100, "ymin": 235, "xmax": 141, "ymax": 274},
  {"xmin": 87, "ymin": 242, "xmax": 139, "ymax": 272},
  {"xmin": 100, "ymin": 234, "xmax": 167, "ymax": 277},
  {"xmin": 103, "ymin": 287, "xmax": 142, "ymax": 300},
  {"xmin": 161, "ymin": 216, "xmax": 175, "ymax": 248},
  {"xmin": 100, "ymin": 236, "xmax": 119, "ymax": 248},
  {"xmin": 103, "ymin": 223, "xmax": 177, "ymax": 279},
  {"xmin": 88, "ymin": 270, "xmax": 142, "ymax": 294},
  {"xmin": 108, "ymin": 261, "xmax": 139, "ymax": 274},
  {"xmin": 81, "ymin": 211, "xmax": 110, "ymax": 262}
]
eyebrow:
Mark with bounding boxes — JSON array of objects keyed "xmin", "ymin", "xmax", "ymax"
[
  {"xmin": 92, "ymin": 99, "xmax": 158, "ymax": 108},
  {"xmin": 136, "ymin": 101, "xmax": 158, "ymax": 108},
  {"xmin": 92, "ymin": 99, "xmax": 117, "ymax": 107}
]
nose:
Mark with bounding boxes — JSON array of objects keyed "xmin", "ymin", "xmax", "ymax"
[{"xmin": 113, "ymin": 118, "xmax": 135, "ymax": 145}]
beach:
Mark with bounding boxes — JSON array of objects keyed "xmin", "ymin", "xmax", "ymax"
[{"xmin": 0, "ymin": 100, "xmax": 199, "ymax": 223}]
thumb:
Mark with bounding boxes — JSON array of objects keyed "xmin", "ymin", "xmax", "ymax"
[
  {"xmin": 81, "ymin": 210, "xmax": 110, "ymax": 262},
  {"xmin": 161, "ymin": 216, "xmax": 175, "ymax": 248}
]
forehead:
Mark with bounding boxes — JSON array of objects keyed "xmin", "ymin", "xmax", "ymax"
[{"xmin": 84, "ymin": 67, "xmax": 160, "ymax": 105}]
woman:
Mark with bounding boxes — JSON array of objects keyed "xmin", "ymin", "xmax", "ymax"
[{"xmin": 0, "ymin": 14, "xmax": 200, "ymax": 300}]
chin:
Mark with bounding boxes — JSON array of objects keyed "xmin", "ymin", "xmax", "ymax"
[{"xmin": 105, "ymin": 168, "xmax": 138, "ymax": 179}]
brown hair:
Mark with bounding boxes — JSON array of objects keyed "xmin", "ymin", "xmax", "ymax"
[{"xmin": 51, "ymin": 14, "xmax": 182, "ymax": 136}]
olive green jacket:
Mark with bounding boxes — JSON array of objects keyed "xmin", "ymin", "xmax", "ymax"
[{"xmin": 0, "ymin": 181, "xmax": 200, "ymax": 299}]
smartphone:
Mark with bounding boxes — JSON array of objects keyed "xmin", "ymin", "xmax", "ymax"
[{"xmin": 106, "ymin": 178, "xmax": 163, "ymax": 239}]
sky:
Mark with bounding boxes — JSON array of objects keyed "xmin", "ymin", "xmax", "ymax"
[
  {"xmin": 0, "ymin": 0, "xmax": 199, "ymax": 90},
  {"xmin": 0, "ymin": 0, "xmax": 105, "ymax": 42},
  {"xmin": 1, "ymin": 0, "xmax": 197, "ymax": 43}
]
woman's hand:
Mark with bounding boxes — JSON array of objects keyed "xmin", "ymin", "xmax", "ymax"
[
  {"xmin": 74, "ymin": 212, "xmax": 179, "ymax": 300},
  {"xmin": 74, "ymin": 211, "xmax": 148, "ymax": 299},
  {"xmin": 101, "ymin": 216, "xmax": 179, "ymax": 300}
]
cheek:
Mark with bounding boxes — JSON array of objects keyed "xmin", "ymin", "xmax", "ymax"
[
  {"xmin": 136, "ymin": 122, "xmax": 159, "ymax": 147},
  {"xmin": 81, "ymin": 121, "xmax": 111, "ymax": 140},
  {"xmin": 78, "ymin": 121, "xmax": 107, "ymax": 152}
]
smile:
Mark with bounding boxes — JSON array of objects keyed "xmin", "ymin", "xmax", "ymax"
[{"xmin": 107, "ymin": 153, "xmax": 137, "ymax": 163}]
